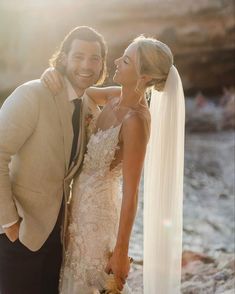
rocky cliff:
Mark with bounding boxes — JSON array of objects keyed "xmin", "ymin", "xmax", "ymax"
[{"xmin": 0, "ymin": 0, "xmax": 234, "ymax": 98}]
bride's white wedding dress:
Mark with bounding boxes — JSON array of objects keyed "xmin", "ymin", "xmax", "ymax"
[{"xmin": 60, "ymin": 116, "xmax": 132, "ymax": 293}]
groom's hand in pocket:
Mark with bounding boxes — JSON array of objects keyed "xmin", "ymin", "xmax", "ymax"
[{"xmin": 4, "ymin": 221, "xmax": 20, "ymax": 242}]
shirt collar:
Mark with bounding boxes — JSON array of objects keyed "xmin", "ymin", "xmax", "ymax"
[{"xmin": 64, "ymin": 77, "xmax": 83, "ymax": 102}]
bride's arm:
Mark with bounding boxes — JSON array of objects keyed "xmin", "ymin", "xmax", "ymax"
[
  {"xmin": 41, "ymin": 67, "xmax": 121, "ymax": 106},
  {"xmin": 40, "ymin": 67, "xmax": 64, "ymax": 95},
  {"xmin": 105, "ymin": 115, "xmax": 149, "ymax": 291},
  {"xmin": 86, "ymin": 86, "xmax": 121, "ymax": 106}
]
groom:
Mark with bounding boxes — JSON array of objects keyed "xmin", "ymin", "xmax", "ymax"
[{"xmin": 0, "ymin": 26, "xmax": 106, "ymax": 294}]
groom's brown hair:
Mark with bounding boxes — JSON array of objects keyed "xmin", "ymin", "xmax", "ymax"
[{"xmin": 49, "ymin": 26, "xmax": 107, "ymax": 85}]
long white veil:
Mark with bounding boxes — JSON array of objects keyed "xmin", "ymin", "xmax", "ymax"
[{"xmin": 143, "ymin": 66, "xmax": 185, "ymax": 293}]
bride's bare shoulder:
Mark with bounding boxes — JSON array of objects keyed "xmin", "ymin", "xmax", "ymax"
[{"xmin": 122, "ymin": 109, "xmax": 151, "ymax": 143}]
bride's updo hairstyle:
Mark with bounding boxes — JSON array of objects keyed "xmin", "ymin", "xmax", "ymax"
[{"xmin": 134, "ymin": 36, "xmax": 173, "ymax": 92}]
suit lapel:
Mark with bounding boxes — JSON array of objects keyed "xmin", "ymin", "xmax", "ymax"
[
  {"xmin": 65, "ymin": 92, "xmax": 101, "ymax": 180},
  {"xmin": 66, "ymin": 95, "xmax": 88, "ymax": 176},
  {"xmin": 53, "ymin": 89, "xmax": 73, "ymax": 171}
]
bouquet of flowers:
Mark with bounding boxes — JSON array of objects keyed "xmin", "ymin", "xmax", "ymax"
[
  {"xmin": 85, "ymin": 251, "xmax": 133, "ymax": 294},
  {"xmin": 99, "ymin": 273, "xmax": 122, "ymax": 294},
  {"xmin": 97, "ymin": 253, "xmax": 134, "ymax": 294}
]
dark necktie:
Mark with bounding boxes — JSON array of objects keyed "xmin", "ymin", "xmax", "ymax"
[{"xmin": 69, "ymin": 99, "xmax": 82, "ymax": 167}]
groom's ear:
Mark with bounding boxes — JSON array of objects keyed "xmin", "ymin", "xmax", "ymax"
[{"xmin": 60, "ymin": 52, "xmax": 67, "ymax": 67}]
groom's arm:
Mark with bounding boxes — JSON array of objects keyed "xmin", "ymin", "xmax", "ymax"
[{"xmin": 0, "ymin": 84, "xmax": 39, "ymax": 231}]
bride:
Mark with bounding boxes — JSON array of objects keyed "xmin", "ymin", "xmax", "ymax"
[{"xmin": 43, "ymin": 35, "xmax": 185, "ymax": 294}]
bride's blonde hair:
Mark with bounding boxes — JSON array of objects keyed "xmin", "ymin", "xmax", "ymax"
[{"xmin": 134, "ymin": 36, "xmax": 173, "ymax": 91}]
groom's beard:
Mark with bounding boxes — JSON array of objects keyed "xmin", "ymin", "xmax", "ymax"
[{"xmin": 65, "ymin": 69, "xmax": 99, "ymax": 93}]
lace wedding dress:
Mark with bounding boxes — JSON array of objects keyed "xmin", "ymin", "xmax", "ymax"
[{"xmin": 60, "ymin": 116, "xmax": 132, "ymax": 293}]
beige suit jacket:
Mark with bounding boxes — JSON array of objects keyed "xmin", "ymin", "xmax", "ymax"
[{"xmin": 0, "ymin": 79, "xmax": 99, "ymax": 251}]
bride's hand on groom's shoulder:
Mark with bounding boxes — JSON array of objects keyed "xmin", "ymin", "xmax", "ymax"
[
  {"xmin": 105, "ymin": 249, "xmax": 130, "ymax": 291},
  {"xmin": 41, "ymin": 67, "xmax": 64, "ymax": 96},
  {"xmin": 4, "ymin": 220, "xmax": 20, "ymax": 242}
]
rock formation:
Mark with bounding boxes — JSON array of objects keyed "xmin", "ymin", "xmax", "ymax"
[{"xmin": 0, "ymin": 0, "xmax": 234, "ymax": 100}]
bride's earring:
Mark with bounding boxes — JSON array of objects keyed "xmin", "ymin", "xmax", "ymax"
[{"xmin": 135, "ymin": 79, "xmax": 148, "ymax": 107}]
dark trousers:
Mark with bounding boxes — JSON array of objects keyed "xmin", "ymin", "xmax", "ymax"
[{"xmin": 0, "ymin": 219, "xmax": 62, "ymax": 294}]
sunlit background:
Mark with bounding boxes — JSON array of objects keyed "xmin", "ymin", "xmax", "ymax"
[{"xmin": 0, "ymin": 0, "xmax": 234, "ymax": 293}]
